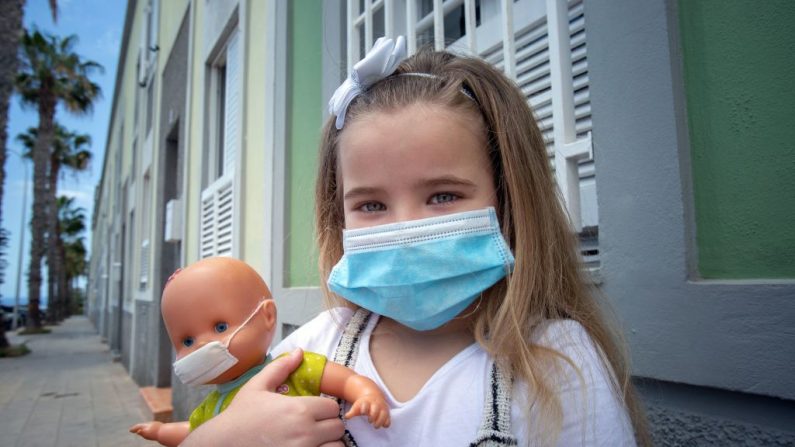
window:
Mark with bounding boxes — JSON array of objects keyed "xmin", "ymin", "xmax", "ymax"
[
  {"xmin": 125, "ymin": 208, "xmax": 135, "ymax": 304},
  {"xmin": 200, "ymin": 28, "xmax": 241, "ymax": 258},
  {"xmin": 134, "ymin": 52, "xmax": 141, "ymax": 128},
  {"xmin": 145, "ymin": 79, "xmax": 155, "ymax": 135},
  {"xmin": 214, "ymin": 63, "xmax": 227, "ymax": 180},
  {"xmin": 145, "ymin": 0, "xmax": 158, "ymax": 55},
  {"xmin": 139, "ymin": 174, "xmax": 151, "ymax": 290},
  {"xmin": 138, "ymin": 0, "xmax": 158, "ymax": 136},
  {"xmin": 131, "ymin": 136, "xmax": 138, "ymax": 180},
  {"xmin": 114, "ymin": 125, "xmax": 123, "ymax": 215},
  {"xmin": 344, "ymin": 0, "xmax": 598, "ymax": 262}
]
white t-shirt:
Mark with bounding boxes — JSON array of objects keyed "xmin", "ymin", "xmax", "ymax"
[{"xmin": 270, "ymin": 308, "xmax": 635, "ymax": 446}]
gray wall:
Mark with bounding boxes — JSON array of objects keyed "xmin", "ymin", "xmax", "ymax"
[
  {"xmin": 121, "ymin": 310, "xmax": 132, "ymax": 369},
  {"xmin": 131, "ymin": 299, "xmax": 155, "ymax": 384},
  {"xmin": 129, "ymin": 3, "xmax": 192, "ymax": 391},
  {"xmin": 156, "ymin": 7, "xmax": 206, "ymax": 417},
  {"xmin": 585, "ymin": 0, "xmax": 795, "ymax": 442}
]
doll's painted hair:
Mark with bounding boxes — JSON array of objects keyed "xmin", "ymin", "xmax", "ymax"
[{"xmin": 315, "ymin": 49, "xmax": 649, "ymax": 446}]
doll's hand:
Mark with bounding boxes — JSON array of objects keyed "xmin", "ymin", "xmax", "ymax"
[
  {"xmin": 181, "ymin": 349, "xmax": 345, "ymax": 447},
  {"xmin": 345, "ymin": 394, "xmax": 391, "ymax": 429},
  {"xmin": 129, "ymin": 421, "xmax": 162, "ymax": 440}
]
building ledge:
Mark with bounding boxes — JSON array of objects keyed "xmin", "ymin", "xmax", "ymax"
[{"xmin": 139, "ymin": 386, "xmax": 173, "ymax": 422}]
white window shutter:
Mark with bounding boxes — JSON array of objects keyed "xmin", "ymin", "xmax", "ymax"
[
  {"xmin": 200, "ymin": 174, "xmax": 234, "ymax": 258},
  {"xmin": 139, "ymin": 239, "xmax": 150, "ymax": 288},
  {"xmin": 215, "ymin": 178, "xmax": 234, "ymax": 256},
  {"xmin": 568, "ymin": 1, "xmax": 598, "ymax": 230},
  {"xmin": 223, "ymin": 30, "xmax": 241, "ymax": 177},
  {"xmin": 200, "ymin": 190, "xmax": 216, "ymax": 258},
  {"xmin": 148, "ymin": 0, "xmax": 159, "ymax": 54},
  {"xmin": 137, "ymin": 49, "xmax": 147, "ymax": 87},
  {"xmin": 478, "ymin": 0, "xmax": 595, "ymax": 232}
]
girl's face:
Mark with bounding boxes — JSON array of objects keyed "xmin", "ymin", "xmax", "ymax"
[{"xmin": 338, "ymin": 102, "xmax": 497, "ymax": 229}]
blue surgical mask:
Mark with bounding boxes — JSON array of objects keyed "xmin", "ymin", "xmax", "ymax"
[{"xmin": 327, "ymin": 207, "xmax": 515, "ymax": 331}]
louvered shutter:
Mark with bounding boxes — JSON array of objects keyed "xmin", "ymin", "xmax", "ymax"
[
  {"xmin": 139, "ymin": 239, "xmax": 150, "ymax": 288},
  {"xmin": 200, "ymin": 190, "xmax": 215, "ymax": 258},
  {"xmin": 568, "ymin": 2, "xmax": 597, "ymax": 230},
  {"xmin": 480, "ymin": 1, "xmax": 595, "ymax": 229},
  {"xmin": 200, "ymin": 174, "xmax": 234, "ymax": 258}
]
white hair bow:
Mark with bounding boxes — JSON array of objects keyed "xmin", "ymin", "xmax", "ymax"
[{"xmin": 328, "ymin": 36, "xmax": 407, "ymax": 129}]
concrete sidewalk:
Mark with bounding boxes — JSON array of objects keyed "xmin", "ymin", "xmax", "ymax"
[{"xmin": 0, "ymin": 316, "xmax": 150, "ymax": 447}]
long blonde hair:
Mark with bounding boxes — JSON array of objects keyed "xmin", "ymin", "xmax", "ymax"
[{"xmin": 315, "ymin": 49, "xmax": 649, "ymax": 446}]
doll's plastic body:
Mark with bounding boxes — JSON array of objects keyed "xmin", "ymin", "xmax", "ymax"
[{"xmin": 130, "ymin": 257, "xmax": 390, "ymax": 447}]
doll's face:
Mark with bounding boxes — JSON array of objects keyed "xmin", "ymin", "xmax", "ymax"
[{"xmin": 161, "ymin": 258, "xmax": 276, "ymax": 384}]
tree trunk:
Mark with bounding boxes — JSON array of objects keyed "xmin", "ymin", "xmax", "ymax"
[
  {"xmin": 57, "ymin": 231, "xmax": 69, "ymax": 317},
  {"xmin": 0, "ymin": 0, "xmax": 26, "ymax": 344},
  {"xmin": 27, "ymin": 95, "xmax": 55, "ymax": 330},
  {"xmin": 46, "ymin": 158, "xmax": 59, "ymax": 322}
]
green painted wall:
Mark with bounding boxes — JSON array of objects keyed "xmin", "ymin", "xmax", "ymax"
[
  {"xmin": 286, "ymin": 0, "xmax": 322, "ymax": 286},
  {"xmin": 679, "ymin": 0, "xmax": 795, "ymax": 278}
]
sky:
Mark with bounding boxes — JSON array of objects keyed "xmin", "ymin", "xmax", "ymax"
[{"xmin": 2, "ymin": 0, "xmax": 125, "ymax": 304}]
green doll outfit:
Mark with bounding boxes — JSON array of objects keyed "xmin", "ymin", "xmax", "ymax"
[{"xmin": 188, "ymin": 351, "xmax": 328, "ymax": 431}]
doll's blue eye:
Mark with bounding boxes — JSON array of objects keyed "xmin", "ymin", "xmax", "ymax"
[
  {"xmin": 182, "ymin": 337, "xmax": 195, "ymax": 348},
  {"xmin": 215, "ymin": 322, "xmax": 229, "ymax": 333}
]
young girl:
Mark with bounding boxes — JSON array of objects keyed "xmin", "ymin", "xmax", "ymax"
[{"xmin": 185, "ymin": 37, "xmax": 649, "ymax": 446}]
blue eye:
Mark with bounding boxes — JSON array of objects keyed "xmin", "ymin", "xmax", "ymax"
[
  {"xmin": 360, "ymin": 202, "xmax": 386, "ymax": 213},
  {"xmin": 429, "ymin": 193, "xmax": 459, "ymax": 205},
  {"xmin": 215, "ymin": 322, "xmax": 229, "ymax": 333},
  {"xmin": 182, "ymin": 337, "xmax": 195, "ymax": 348}
]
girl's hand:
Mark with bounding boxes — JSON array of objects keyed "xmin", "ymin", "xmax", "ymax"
[
  {"xmin": 182, "ymin": 349, "xmax": 345, "ymax": 447},
  {"xmin": 345, "ymin": 394, "xmax": 391, "ymax": 428}
]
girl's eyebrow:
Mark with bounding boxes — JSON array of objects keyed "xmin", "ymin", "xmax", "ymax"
[
  {"xmin": 343, "ymin": 176, "xmax": 477, "ymax": 200},
  {"xmin": 420, "ymin": 175, "xmax": 478, "ymax": 189},
  {"xmin": 343, "ymin": 186, "xmax": 383, "ymax": 201}
]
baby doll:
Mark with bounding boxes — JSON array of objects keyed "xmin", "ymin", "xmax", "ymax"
[{"xmin": 130, "ymin": 257, "xmax": 390, "ymax": 447}]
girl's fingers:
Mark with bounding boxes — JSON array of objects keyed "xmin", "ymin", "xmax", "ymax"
[
  {"xmin": 242, "ymin": 348, "xmax": 305, "ymax": 392},
  {"xmin": 304, "ymin": 396, "xmax": 343, "ymax": 421},
  {"xmin": 312, "ymin": 417, "xmax": 346, "ymax": 444}
]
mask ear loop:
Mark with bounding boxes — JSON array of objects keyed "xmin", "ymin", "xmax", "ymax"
[
  {"xmin": 453, "ymin": 292, "xmax": 485, "ymax": 323},
  {"xmin": 224, "ymin": 298, "xmax": 266, "ymax": 347}
]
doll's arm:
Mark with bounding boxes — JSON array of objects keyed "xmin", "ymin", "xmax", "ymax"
[
  {"xmin": 129, "ymin": 421, "xmax": 190, "ymax": 447},
  {"xmin": 319, "ymin": 362, "xmax": 391, "ymax": 429}
]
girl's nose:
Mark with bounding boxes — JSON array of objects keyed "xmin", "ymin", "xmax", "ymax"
[{"xmin": 393, "ymin": 205, "xmax": 429, "ymax": 224}]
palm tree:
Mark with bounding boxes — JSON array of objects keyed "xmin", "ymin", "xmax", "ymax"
[
  {"xmin": 15, "ymin": 29, "xmax": 101, "ymax": 329},
  {"xmin": 17, "ymin": 125, "xmax": 91, "ymax": 322},
  {"xmin": 0, "ymin": 1, "xmax": 58, "ymax": 348},
  {"xmin": 0, "ymin": 227, "xmax": 9, "ymax": 349},
  {"xmin": 0, "ymin": 0, "xmax": 27, "ymax": 348},
  {"xmin": 56, "ymin": 196, "xmax": 86, "ymax": 317}
]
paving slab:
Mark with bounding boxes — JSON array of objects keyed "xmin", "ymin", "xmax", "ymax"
[{"xmin": 0, "ymin": 316, "xmax": 150, "ymax": 447}]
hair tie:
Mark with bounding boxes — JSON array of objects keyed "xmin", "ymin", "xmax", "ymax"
[
  {"xmin": 398, "ymin": 73, "xmax": 478, "ymax": 102},
  {"xmin": 328, "ymin": 36, "xmax": 407, "ymax": 129}
]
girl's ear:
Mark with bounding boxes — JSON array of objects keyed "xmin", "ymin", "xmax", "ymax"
[{"xmin": 260, "ymin": 299, "xmax": 277, "ymax": 332}]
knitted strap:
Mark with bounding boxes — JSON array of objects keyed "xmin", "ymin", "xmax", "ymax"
[
  {"xmin": 332, "ymin": 308, "xmax": 372, "ymax": 367},
  {"xmin": 332, "ymin": 308, "xmax": 373, "ymax": 447},
  {"xmin": 469, "ymin": 362, "xmax": 518, "ymax": 446}
]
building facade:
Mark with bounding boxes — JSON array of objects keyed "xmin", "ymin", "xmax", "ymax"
[{"xmin": 88, "ymin": 0, "xmax": 795, "ymax": 444}]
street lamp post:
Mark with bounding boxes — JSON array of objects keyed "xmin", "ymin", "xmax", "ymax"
[{"xmin": 11, "ymin": 151, "xmax": 29, "ymax": 330}]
